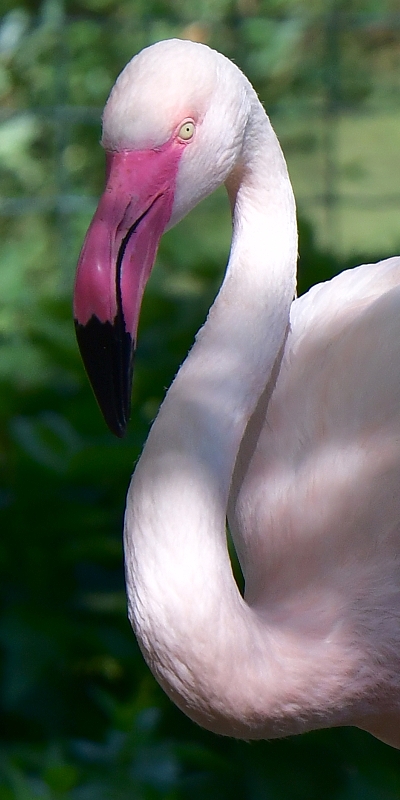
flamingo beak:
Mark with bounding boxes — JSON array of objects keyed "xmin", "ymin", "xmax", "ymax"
[{"xmin": 74, "ymin": 146, "xmax": 180, "ymax": 437}]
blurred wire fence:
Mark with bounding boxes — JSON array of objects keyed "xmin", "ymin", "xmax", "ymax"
[{"xmin": 1, "ymin": 0, "xmax": 400, "ymax": 290}]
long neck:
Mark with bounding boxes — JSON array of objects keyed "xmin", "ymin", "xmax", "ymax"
[{"xmin": 124, "ymin": 107, "xmax": 305, "ymax": 737}]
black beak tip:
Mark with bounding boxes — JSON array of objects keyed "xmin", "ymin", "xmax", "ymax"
[
  {"xmin": 107, "ymin": 415, "xmax": 128, "ymax": 439},
  {"xmin": 74, "ymin": 315, "xmax": 134, "ymax": 438}
]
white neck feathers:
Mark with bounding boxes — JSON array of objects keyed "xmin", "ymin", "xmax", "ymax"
[{"xmin": 123, "ymin": 97, "xmax": 312, "ymax": 738}]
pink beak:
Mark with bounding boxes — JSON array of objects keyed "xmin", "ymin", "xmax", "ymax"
[{"xmin": 74, "ymin": 143, "xmax": 182, "ymax": 436}]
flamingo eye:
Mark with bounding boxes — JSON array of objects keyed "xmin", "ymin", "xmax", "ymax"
[{"xmin": 178, "ymin": 120, "xmax": 195, "ymax": 141}]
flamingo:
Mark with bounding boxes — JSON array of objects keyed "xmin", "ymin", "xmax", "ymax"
[{"xmin": 74, "ymin": 38, "xmax": 400, "ymax": 748}]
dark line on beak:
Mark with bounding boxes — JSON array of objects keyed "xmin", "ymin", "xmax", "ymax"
[
  {"xmin": 113, "ymin": 194, "xmax": 163, "ymax": 432},
  {"xmin": 115, "ymin": 193, "xmax": 162, "ymax": 321}
]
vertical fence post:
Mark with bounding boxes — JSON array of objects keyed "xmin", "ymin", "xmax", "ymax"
[
  {"xmin": 323, "ymin": 0, "xmax": 341, "ymax": 251},
  {"xmin": 52, "ymin": 0, "xmax": 73, "ymax": 288}
]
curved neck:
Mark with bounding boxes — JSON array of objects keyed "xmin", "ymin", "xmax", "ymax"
[{"xmin": 124, "ymin": 107, "xmax": 304, "ymax": 737}]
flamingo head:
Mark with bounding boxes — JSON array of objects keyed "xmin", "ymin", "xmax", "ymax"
[{"xmin": 74, "ymin": 38, "xmax": 252, "ymax": 436}]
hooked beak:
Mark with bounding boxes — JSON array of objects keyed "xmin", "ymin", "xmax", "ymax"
[{"xmin": 74, "ymin": 145, "xmax": 181, "ymax": 436}]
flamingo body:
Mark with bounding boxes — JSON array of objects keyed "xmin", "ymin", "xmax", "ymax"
[
  {"xmin": 74, "ymin": 39, "xmax": 400, "ymax": 748},
  {"xmin": 231, "ymin": 257, "xmax": 400, "ymax": 746}
]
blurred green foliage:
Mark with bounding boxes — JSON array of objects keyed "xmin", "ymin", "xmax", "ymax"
[{"xmin": 1, "ymin": 0, "xmax": 400, "ymax": 797}]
